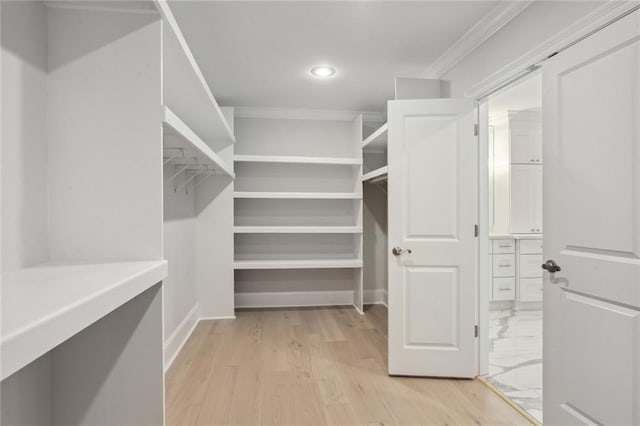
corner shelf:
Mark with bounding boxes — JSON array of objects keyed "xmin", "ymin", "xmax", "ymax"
[
  {"xmin": 234, "ymin": 226, "xmax": 363, "ymax": 234},
  {"xmin": 234, "ymin": 191, "xmax": 362, "ymax": 199},
  {"xmin": 162, "ymin": 106, "xmax": 235, "ymax": 179},
  {"xmin": 1, "ymin": 260, "xmax": 168, "ymax": 381},
  {"xmin": 362, "ymin": 166, "xmax": 388, "ymax": 183},
  {"xmin": 234, "ymin": 259, "xmax": 363, "ymax": 270},
  {"xmin": 234, "ymin": 155, "xmax": 361, "ymax": 165},
  {"xmin": 362, "ymin": 122, "xmax": 388, "ymax": 151}
]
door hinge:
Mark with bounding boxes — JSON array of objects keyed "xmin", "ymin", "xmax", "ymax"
[
  {"xmin": 474, "ymin": 123, "xmax": 479, "ymax": 136},
  {"xmin": 474, "ymin": 325, "xmax": 479, "ymax": 338},
  {"xmin": 474, "ymin": 224, "xmax": 479, "ymax": 237}
]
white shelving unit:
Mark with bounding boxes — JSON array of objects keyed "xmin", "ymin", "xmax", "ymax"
[
  {"xmin": 234, "ymin": 226, "xmax": 363, "ymax": 234},
  {"xmin": 163, "ymin": 106, "xmax": 235, "ymax": 179},
  {"xmin": 234, "ymin": 259, "xmax": 363, "ymax": 270},
  {"xmin": 234, "ymin": 191, "xmax": 362, "ymax": 199},
  {"xmin": 2, "ymin": 3, "xmax": 167, "ymax": 424},
  {"xmin": 362, "ymin": 122, "xmax": 388, "ymax": 151},
  {"xmin": 235, "ymin": 154, "xmax": 361, "ymax": 165},
  {"xmin": 362, "ymin": 166, "xmax": 388, "ymax": 183},
  {"xmin": 1, "ymin": 261, "xmax": 167, "ymax": 381},
  {"xmin": 233, "ymin": 113, "xmax": 364, "ymax": 312}
]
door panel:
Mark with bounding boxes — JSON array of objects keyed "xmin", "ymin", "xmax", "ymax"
[
  {"xmin": 510, "ymin": 165, "xmax": 534, "ymax": 233},
  {"xmin": 543, "ymin": 9, "xmax": 640, "ymax": 425},
  {"xmin": 388, "ymin": 98, "xmax": 477, "ymax": 378}
]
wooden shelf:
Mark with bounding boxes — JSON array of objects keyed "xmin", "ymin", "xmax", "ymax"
[
  {"xmin": 1, "ymin": 260, "xmax": 168, "ymax": 381},
  {"xmin": 156, "ymin": 0, "xmax": 234, "ymax": 151},
  {"xmin": 234, "ymin": 155, "xmax": 361, "ymax": 165},
  {"xmin": 234, "ymin": 226, "xmax": 362, "ymax": 234},
  {"xmin": 234, "ymin": 259, "xmax": 363, "ymax": 270},
  {"xmin": 362, "ymin": 122, "xmax": 388, "ymax": 151},
  {"xmin": 362, "ymin": 166, "xmax": 388, "ymax": 182},
  {"xmin": 234, "ymin": 192, "xmax": 362, "ymax": 199},
  {"xmin": 163, "ymin": 106, "xmax": 235, "ymax": 179}
]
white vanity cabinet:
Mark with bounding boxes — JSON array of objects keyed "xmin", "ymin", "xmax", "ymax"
[{"xmin": 489, "ymin": 236, "xmax": 543, "ymax": 305}]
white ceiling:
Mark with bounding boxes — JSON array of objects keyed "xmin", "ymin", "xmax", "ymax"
[
  {"xmin": 169, "ymin": 1, "xmax": 499, "ymax": 113},
  {"xmin": 488, "ymin": 72, "xmax": 541, "ymax": 118}
]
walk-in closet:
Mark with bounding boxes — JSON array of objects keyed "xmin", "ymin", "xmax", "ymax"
[{"xmin": 3, "ymin": 1, "xmax": 639, "ymax": 425}]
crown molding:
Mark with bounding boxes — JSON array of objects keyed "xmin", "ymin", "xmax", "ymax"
[
  {"xmin": 465, "ymin": 1, "xmax": 640, "ymax": 100},
  {"xmin": 422, "ymin": 1, "xmax": 534, "ymax": 79},
  {"xmin": 234, "ymin": 106, "xmax": 385, "ymax": 123}
]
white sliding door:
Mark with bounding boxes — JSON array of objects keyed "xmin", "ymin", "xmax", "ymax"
[{"xmin": 387, "ymin": 98, "xmax": 478, "ymax": 378}]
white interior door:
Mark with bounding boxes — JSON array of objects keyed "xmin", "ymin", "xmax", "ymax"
[
  {"xmin": 388, "ymin": 98, "xmax": 478, "ymax": 378},
  {"xmin": 543, "ymin": 9, "xmax": 640, "ymax": 425}
]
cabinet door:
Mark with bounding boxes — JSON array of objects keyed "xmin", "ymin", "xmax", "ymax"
[
  {"xmin": 533, "ymin": 166, "xmax": 543, "ymax": 232},
  {"xmin": 533, "ymin": 125, "xmax": 543, "ymax": 164},
  {"xmin": 519, "ymin": 254, "xmax": 543, "ymax": 278},
  {"xmin": 509, "ymin": 121, "xmax": 536, "ymax": 164},
  {"xmin": 510, "ymin": 165, "xmax": 535, "ymax": 233}
]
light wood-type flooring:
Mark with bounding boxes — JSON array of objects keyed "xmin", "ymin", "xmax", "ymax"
[{"xmin": 166, "ymin": 305, "xmax": 530, "ymax": 425}]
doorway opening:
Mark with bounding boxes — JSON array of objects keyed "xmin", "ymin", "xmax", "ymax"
[{"xmin": 483, "ymin": 71, "xmax": 543, "ymax": 423}]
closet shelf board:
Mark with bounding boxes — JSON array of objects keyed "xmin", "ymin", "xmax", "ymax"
[
  {"xmin": 163, "ymin": 106, "xmax": 235, "ymax": 179},
  {"xmin": 362, "ymin": 166, "xmax": 388, "ymax": 182},
  {"xmin": 234, "ymin": 155, "xmax": 362, "ymax": 165},
  {"xmin": 154, "ymin": 0, "xmax": 235, "ymax": 146},
  {"xmin": 0, "ymin": 260, "xmax": 168, "ymax": 381},
  {"xmin": 234, "ymin": 259, "xmax": 363, "ymax": 270},
  {"xmin": 361, "ymin": 122, "xmax": 388, "ymax": 151},
  {"xmin": 234, "ymin": 192, "xmax": 362, "ymax": 199},
  {"xmin": 234, "ymin": 226, "xmax": 363, "ymax": 234}
]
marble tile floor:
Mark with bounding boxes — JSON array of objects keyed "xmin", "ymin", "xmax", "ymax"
[{"xmin": 486, "ymin": 309, "xmax": 543, "ymax": 423}]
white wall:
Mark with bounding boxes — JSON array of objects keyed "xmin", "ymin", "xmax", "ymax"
[
  {"xmin": 1, "ymin": 0, "xmax": 49, "ymax": 271},
  {"xmin": 363, "ymin": 183, "xmax": 387, "ymax": 303},
  {"xmin": 163, "ymin": 165, "xmax": 198, "ymax": 341},
  {"xmin": 442, "ymin": 1, "xmax": 605, "ymax": 97}
]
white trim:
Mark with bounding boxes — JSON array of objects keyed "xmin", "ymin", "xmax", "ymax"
[
  {"xmin": 465, "ymin": 1, "xmax": 640, "ymax": 99},
  {"xmin": 423, "ymin": 1, "xmax": 533, "ymax": 78},
  {"xmin": 235, "ymin": 290, "xmax": 354, "ymax": 309},
  {"xmin": 234, "ymin": 106, "xmax": 385, "ymax": 123},
  {"xmin": 163, "ymin": 304, "xmax": 199, "ymax": 372},
  {"xmin": 199, "ymin": 315, "xmax": 237, "ymax": 320},
  {"xmin": 383, "ymin": 289, "xmax": 388, "ymax": 308},
  {"xmin": 364, "ymin": 288, "xmax": 386, "ymax": 305},
  {"xmin": 46, "ymin": 1, "xmax": 158, "ymax": 14}
]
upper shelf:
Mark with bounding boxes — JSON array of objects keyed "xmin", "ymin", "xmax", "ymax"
[
  {"xmin": 362, "ymin": 123, "xmax": 388, "ymax": 152},
  {"xmin": 1, "ymin": 260, "xmax": 168, "ymax": 381},
  {"xmin": 234, "ymin": 192, "xmax": 362, "ymax": 199},
  {"xmin": 155, "ymin": 0, "xmax": 234, "ymax": 152},
  {"xmin": 362, "ymin": 166, "xmax": 388, "ymax": 183},
  {"xmin": 163, "ymin": 106, "xmax": 235, "ymax": 179},
  {"xmin": 234, "ymin": 226, "xmax": 363, "ymax": 234},
  {"xmin": 234, "ymin": 155, "xmax": 361, "ymax": 166}
]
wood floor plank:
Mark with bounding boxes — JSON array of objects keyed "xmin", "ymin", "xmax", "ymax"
[{"xmin": 166, "ymin": 305, "xmax": 530, "ymax": 426}]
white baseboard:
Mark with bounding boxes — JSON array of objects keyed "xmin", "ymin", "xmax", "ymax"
[
  {"xmin": 164, "ymin": 304, "xmax": 199, "ymax": 372},
  {"xmin": 199, "ymin": 315, "xmax": 236, "ymax": 320},
  {"xmin": 383, "ymin": 289, "xmax": 388, "ymax": 308},
  {"xmin": 235, "ymin": 290, "xmax": 354, "ymax": 309},
  {"xmin": 363, "ymin": 288, "xmax": 386, "ymax": 305}
]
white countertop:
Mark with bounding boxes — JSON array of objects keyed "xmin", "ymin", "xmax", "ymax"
[
  {"xmin": 1, "ymin": 260, "xmax": 168, "ymax": 381},
  {"xmin": 489, "ymin": 233, "xmax": 543, "ymax": 240}
]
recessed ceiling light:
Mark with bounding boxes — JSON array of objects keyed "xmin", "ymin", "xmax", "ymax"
[{"xmin": 310, "ymin": 65, "xmax": 336, "ymax": 78}]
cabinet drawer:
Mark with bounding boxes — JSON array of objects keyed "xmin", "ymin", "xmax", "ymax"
[
  {"xmin": 519, "ymin": 254, "xmax": 543, "ymax": 278},
  {"xmin": 492, "ymin": 239, "xmax": 515, "ymax": 254},
  {"xmin": 492, "ymin": 254, "xmax": 515, "ymax": 277},
  {"xmin": 519, "ymin": 278, "xmax": 543, "ymax": 302},
  {"xmin": 519, "ymin": 238, "xmax": 543, "ymax": 254},
  {"xmin": 493, "ymin": 277, "xmax": 515, "ymax": 301}
]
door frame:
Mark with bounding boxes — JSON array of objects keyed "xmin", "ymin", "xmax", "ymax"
[{"xmin": 472, "ymin": 1, "xmax": 640, "ymax": 376}]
